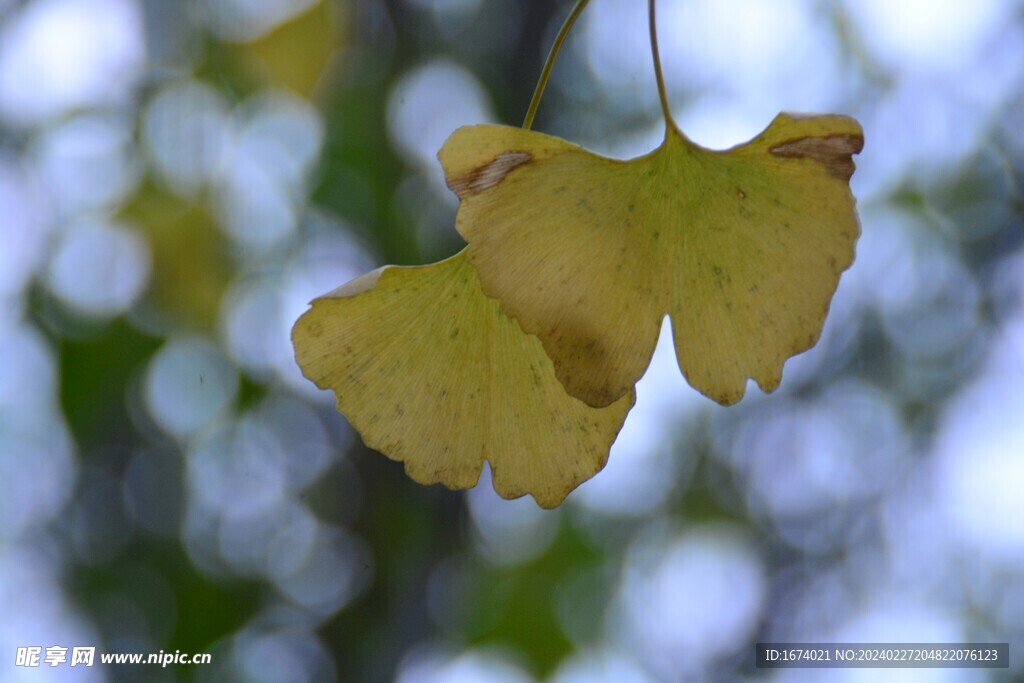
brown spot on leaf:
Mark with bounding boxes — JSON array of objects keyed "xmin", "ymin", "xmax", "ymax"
[
  {"xmin": 448, "ymin": 151, "xmax": 533, "ymax": 198},
  {"xmin": 304, "ymin": 320, "xmax": 323, "ymax": 338},
  {"xmin": 769, "ymin": 134, "xmax": 864, "ymax": 181}
]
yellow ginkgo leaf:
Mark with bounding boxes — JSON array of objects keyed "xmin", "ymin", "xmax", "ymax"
[
  {"xmin": 439, "ymin": 113, "xmax": 863, "ymax": 407},
  {"xmin": 291, "ymin": 252, "xmax": 635, "ymax": 508}
]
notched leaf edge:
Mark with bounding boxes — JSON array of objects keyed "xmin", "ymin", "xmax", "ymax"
[
  {"xmin": 768, "ymin": 133, "xmax": 865, "ymax": 181},
  {"xmin": 448, "ymin": 151, "xmax": 533, "ymax": 198},
  {"xmin": 320, "ymin": 266, "xmax": 388, "ymax": 299}
]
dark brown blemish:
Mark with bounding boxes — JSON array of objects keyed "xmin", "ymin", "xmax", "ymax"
[
  {"xmin": 712, "ymin": 265, "xmax": 728, "ymax": 290},
  {"xmin": 304, "ymin": 320, "xmax": 324, "ymax": 338},
  {"xmin": 448, "ymin": 151, "xmax": 533, "ymax": 198},
  {"xmin": 769, "ymin": 134, "xmax": 864, "ymax": 181}
]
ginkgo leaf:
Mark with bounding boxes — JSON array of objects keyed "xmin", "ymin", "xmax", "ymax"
[
  {"xmin": 439, "ymin": 113, "xmax": 863, "ymax": 407},
  {"xmin": 291, "ymin": 252, "xmax": 635, "ymax": 508}
]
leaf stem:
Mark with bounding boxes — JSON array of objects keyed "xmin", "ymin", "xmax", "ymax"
[
  {"xmin": 523, "ymin": 0, "xmax": 592, "ymax": 131},
  {"xmin": 648, "ymin": 0, "xmax": 677, "ymax": 129}
]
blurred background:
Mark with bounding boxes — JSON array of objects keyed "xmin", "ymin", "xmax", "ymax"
[{"xmin": 1, "ymin": 0, "xmax": 1023, "ymax": 680}]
